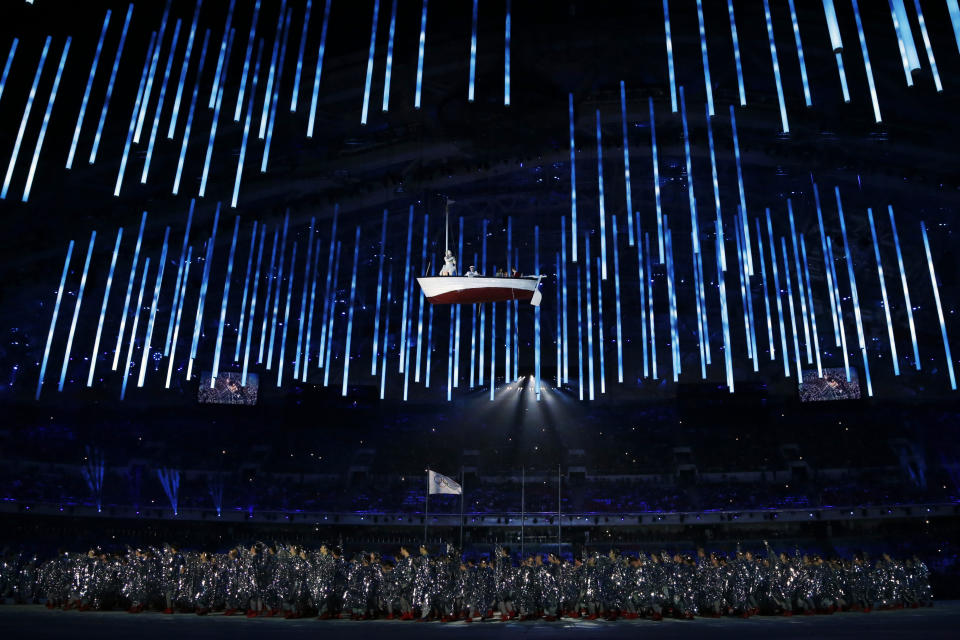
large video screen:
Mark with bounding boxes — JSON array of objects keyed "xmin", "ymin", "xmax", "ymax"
[
  {"xmin": 799, "ymin": 367, "xmax": 860, "ymax": 403},
  {"xmin": 197, "ymin": 372, "xmax": 259, "ymax": 405}
]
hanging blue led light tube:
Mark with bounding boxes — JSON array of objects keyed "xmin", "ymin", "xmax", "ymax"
[
  {"xmin": 730, "ymin": 106, "xmax": 752, "ymax": 275},
  {"xmin": 291, "ymin": 0, "xmax": 311, "ymax": 111},
  {"xmin": 170, "ymin": 0, "xmax": 203, "ymax": 135},
  {"xmin": 921, "ymin": 222, "xmax": 956, "ymax": 390},
  {"xmin": 120, "ymin": 258, "xmax": 150, "ymax": 401},
  {"xmin": 766, "ymin": 209, "xmax": 790, "ymax": 377},
  {"xmin": 141, "ymin": 19, "xmax": 181, "ymax": 184},
  {"xmin": 166, "ymin": 246, "xmax": 193, "ymax": 389},
  {"xmin": 1, "ymin": 36, "xmax": 50, "ymax": 200},
  {"xmin": 242, "ymin": 224, "xmax": 266, "ymax": 382},
  {"xmin": 67, "ymin": 12, "xmax": 109, "ymax": 169},
  {"xmin": 726, "ymin": 0, "xmax": 745, "ymax": 106},
  {"xmin": 232, "ymin": 41, "xmax": 263, "ymax": 207},
  {"xmin": 113, "ymin": 212, "xmax": 147, "ymax": 370},
  {"xmin": 619, "ymin": 81, "xmax": 635, "ymax": 247},
  {"xmin": 379, "ymin": 268, "xmax": 393, "ymax": 398},
  {"xmin": 733, "ymin": 211, "xmax": 754, "ymax": 364},
  {"xmin": 504, "ymin": 0, "xmax": 510, "ymax": 105},
  {"xmin": 471, "ymin": 254, "xmax": 478, "ymax": 387},
  {"xmin": 888, "ymin": 206, "xmax": 919, "ymax": 369},
  {"xmin": 308, "ymin": 0, "xmax": 332, "ymax": 137},
  {"xmin": 787, "ymin": 200, "xmax": 811, "ymax": 362},
  {"xmin": 233, "ymin": 0, "xmax": 260, "ymax": 121},
  {"xmin": 762, "ymin": 0, "xmax": 789, "ymax": 134},
  {"xmin": 0, "ymin": 38, "xmax": 19, "ymax": 106},
  {"xmin": 90, "ymin": 4, "xmax": 133, "ymax": 164},
  {"xmin": 717, "ymin": 221, "xmax": 733, "ymax": 392},
  {"xmin": 382, "ymin": 0, "xmax": 397, "ymax": 111},
  {"xmin": 636, "ymin": 211, "xmax": 648, "ymax": 378},
  {"xmin": 469, "ymin": 0, "xmax": 477, "ymax": 101},
  {"xmin": 556, "ymin": 252, "xmax": 561, "ymax": 387},
  {"xmin": 490, "ymin": 299, "xmax": 497, "ymax": 400},
  {"xmin": 595, "ymin": 110, "xmax": 608, "ymax": 279},
  {"xmin": 612, "ymin": 216, "xmax": 623, "ymax": 383},
  {"xmin": 680, "ymin": 87, "xmax": 708, "ymax": 368},
  {"xmin": 261, "ymin": 9, "xmax": 291, "ymax": 172},
  {"xmin": 342, "ymin": 226, "xmax": 361, "ymax": 396},
  {"xmin": 295, "ymin": 222, "xmax": 315, "ymax": 380},
  {"xmin": 23, "ymin": 36, "xmax": 69, "ymax": 203},
  {"xmin": 781, "ymin": 237, "xmax": 803, "ymax": 382},
  {"xmin": 260, "ymin": 1, "xmax": 286, "ymax": 140},
  {"xmin": 645, "ymin": 232, "xmax": 657, "ymax": 379},
  {"xmin": 267, "ymin": 212, "xmax": 289, "ymax": 370},
  {"xmin": 88, "ymin": 229, "xmax": 123, "ymax": 386},
  {"xmin": 260, "ymin": 228, "xmax": 279, "ymax": 364},
  {"xmin": 372, "ymin": 210, "xmax": 388, "ymax": 375},
  {"xmin": 513, "ymin": 247, "xmax": 519, "ymax": 380},
  {"xmin": 756, "ymin": 218, "xmax": 774, "ymax": 360},
  {"xmin": 662, "ymin": 0, "xmax": 677, "ymax": 112},
  {"xmin": 561, "ymin": 216, "xmax": 569, "ymax": 382},
  {"xmin": 800, "ymin": 234, "xmax": 822, "ymax": 377},
  {"xmin": 949, "ymin": 0, "xmax": 960, "ymax": 52},
  {"xmin": 317, "ymin": 206, "xmax": 338, "ymax": 367},
  {"xmin": 37, "ymin": 241, "xmax": 74, "ymax": 399},
  {"xmin": 576, "ymin": 267, "xmax": 583, "ymax": 400},
  {"xmin": 506, "ymin": 219, "xmax": 512, "ymax": 378},
  {"xmin": 850, "ymin": 0, "xmax": 881, "ymax": 122},
  {"xmin": 826, "ymin": 235, "xmax": 851, "ymax": 381},
  {"xmin": 867, "ymin": 208, "xmax": 898, "ymax": 375},
  {"xmin": 200, "ymin": 27, "xmax": 235, "ymax": 196},
  {"xmin": 135, "ymin": 1, "xmax": 171, "ymax": 144},
  {"xmin": 322, "ymin": 241, "xmax": 342, "ymax": 386},
  {"xmin": 695, "ymin": 0, "xmax": 714, "ymax": 117},
  {"xmin": 821, "ymin": 0, "xmax": 850, "ymax": 102},
  {"xmin": 415, "ymin": 0, "xmax": 428, "ymax": 109},
  {"xmin": 594, "ymin": 254, "xmax": 606, "ymax": 393},
  {"xmin": 58, "ymin": 231, "xmax": 95, "ymax": 392},
  {"xmin": 425, "ymin": 301, "xmax": 434, "ymax": 388},
  {"xmin": 137, "ymin": 226, "xmax": 170, "ymax": 387},
  {"xmin": 889, "ymin": 0, "xmax": 920, "ymax": 85},
  {"xmin": 208, "ymin": 0, "xmax": 235, "ymax": 111},
  {"xmin": 568, "ymin": 94, "xmax": 578, "ymax": 263},
  {"xmin": 812, "ymin": 181, "xmax": 840, "ymax": 346},
  {"xmin": 665, "ymin": 223, "xmax": 679, "ymax": 381},
  {"xmin": 302, "ymin": 227, "xmax": 321, "ymax": 381},
  {"xmin": 913, "ymin": 0, "xmax": 942, "ymax": 92},
  {"xmin": 187, "ymin": 204, "xmax": 220, "ymax": 381},
  {"xmin": 535, "ymin": 229, "xmax": 540, "ymax": 399},
  {"xmin": 835, "ymin": 188, "xmax": 872, "ymax": 396},
  {"xmin": 164, "ymin": 204, "xmax": 195, "ymax": 359},
  {"xmin": 650, "ymin": 98, "xmax": 664, "ymax": 263},
  {"xmin": 277, "ymin": 243, "xmax": 297, "ymax": 387},
  {"xmin": 786, "ymin": 0, "xmax": 812, "ymax": 107},
  {"xmin": 585, "ymin": 236, "xmax": 595, "ymax": 399},
  {"xmin": 692, "ymin": 241, "xmax": 706, "ymax": 378},
  {"xmin": 480, "ymin": 221, "xmax": 487, "ymax": 385},
  {"xmin": 173, "ymin": 29, "xmax": 211, "ymax": 195},
  {"xmin": 114, "ymin": 33, "xmax": 155, "ymax": 197},
  {"xmin": 399, "ymin": 206, "xmax": 414, "ymax": 373},
  {"xmin": 706, "ymin": 104, "xmax": 724, "ymax": 271},
  {"xmin": 361, "ymin": 0, "xmax": 380, "ymax": 125},
  {"xmin": 414, "ymin": 214, "xmax": 429, "ymax": 382},
  {"xmin": 454, "ymin": 218, "xmax": 464, "ymax": 386},
  {"xmin": 447, "ymin": 305, "xmax": 454, "ymax": 400}
]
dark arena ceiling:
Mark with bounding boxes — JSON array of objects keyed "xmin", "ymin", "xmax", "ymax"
[{"xmin": 1, "ymin": 0, "xmax": 959, "ymax": 440}]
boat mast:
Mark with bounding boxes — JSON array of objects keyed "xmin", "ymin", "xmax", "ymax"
[{"xmin": 445, "ymin": 197, "xmax": 450, "ymax": 254}]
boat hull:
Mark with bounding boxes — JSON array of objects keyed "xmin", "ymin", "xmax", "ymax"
[{"xmin": 417, "ymin": 276, "xmax": 540, "ymax": 304}]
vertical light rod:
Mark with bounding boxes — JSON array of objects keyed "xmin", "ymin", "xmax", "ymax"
[
  {"xmin": 266, "ymin": 212, "xmax": 289, "ymax": 369},
  {"xmin": 568, "ymin": 93, "xmax": 578, "ymax": 262},
  {"xmin": 636, "ymin": 211, "xmax": 649, "ymax": 378},
  {"xmin": 717, "ymin": 221, "xmax": 733, "ymax": 392},
  {"xmin": 259, "ymin": 228, "xmax": 279, "ymax": 363},
  {"xmin": 211, "ymin": 217, "xmax": 240, "ymax": 385},
  {"xmin": 169, "ymin": 0, "xmax": 203, "ymax": 134},
  {"xmin": 414, "ymin": 214, "xmax": 429, "ymax": 382},
  {"xmin": 372, "ymin": 209, "xmax": 388, "ymax": 375},
  {"xmin": 867, "ymin": 208, "xmax": 899, "ymax": 375},
  {"xmin": 237, "ymin": 221, "xmax": 263, "ymax": 364},
  {"xmin": 504, "ymin": 0, "xmax": 510, "ymax": 105},
  {"xmin": 361, "ymin": 0, "xmax": 380, "ymax": 125},
  {"xmin": 921, "ymin": 221, "xmax": 956, "ymax": 390},
  {"xmin": 59, "ymin": 232, "xmax": 97, "ymax": 391},
  {"xmin": 650, "ymin": 97, "xmax": 664, "ymax": 263},
  {"xmin": 612, "ymin": 215, "xmax": 624, "ymax": 383},
  {"xmin": 166, "ymin": 246, "xmax": 193, "ymax": 388},
  {"xmin": 800, "ymin": 234, "xmax": 823, "ymax": 377},
  {"xmin": 379, "ymin": 268, "xmax": 393, "ymax": 398},
  {"xmin": 37, "ymin": 241, "xmax": 74, "ymax": 399},
  {"xmin": 200, "ymin": 27, "xmax": 235, "ymax": 196},
  {"xmin": 233, "ymin": 0, "xmax": 260, "ymax": 121},
  {"xmin": 913, "ymin": 0, "xmax": 942, "ymax": 92},
  {"xmin": 342, "ymin": 226, "xmax": 361, "ymax": 395},
  {"xmin": 261, "ymin": 9, "xmax": 290, "ymax": 172},
  {"xmin": 291, "ymin": 0, "xmax": 311, "ymax": 111},
  {"xmin": 889, "ymin": 206, "xmax": 920, "ymax": 369},
  {"xmin": 0, "ymin": 38, "xmax": 19, "ymax": 106},
  {"xmin": 113, "ymin": 212, "xmax": 147, "ymax": 370},
  {"xmin": 469, "ymin": 0, "xmax": 477, "ymax": 102},
  {"xmin": 787, "ymin": 200, "xmax": 812, "ymax": 362},
  {"xmin": 141, "ymin": 19, "xmax": 182, "ymax": 183},
  {"xmin": 576, "ymin": 267, "xmax": 583, "ymax": 400},
  {"xmin": 114, "ymin": 33, "xmax": 155, "ymax": 198},
  {"xmin": 399, "ymin": 206, "xmax": 414, "ymax": 373},
  {"xmin": 730, "ymin": 106, "xmax": 752, "ymax": 275},
  {"xmin": 67, "ymin": 12, "xmax": 110, "ymax": 169},
  {"xmin": 187, "ymin": 204, "xmax": 221, "ymax": 380},
  {"xmin": 813, "ymin": 180, "xmax": 841, "ymax": 345},
  {"xmin": 23, "ymin": 37, "xmax": 70, "ymax": 202},
  {"xmin": 382, "ymin": 0, "xmax": 397, "ymax": 111},
  {"xmin": 277, "ymin": 243, "xmax": 297, "ymax": 386},
  {"xmin": 835, "ymin": 188, "xmax": 872, "ymax": 396},
  {"xmin": 766, "ymin": 209, "xmax": 790, "ymax": 377},
  {"xmin": 90, "ymin": 4, "xmax": 133, "ymax": 165},
  {"xmin": 596, "ymin": 109, "xmax": 608, "ymax": 279},
  {"xmin": 645, "ymin": 232, "xmax": 657, "ymax": 379},
  {"xmin": 120, "ymin": 258, "xmax": 149, "ymax": 401},
  {"xmin": 756, "ymin": 217, "xmax": 775, "ymax": 360},
  {"xmin": 415, "ymin": 0, "xmax": 428, "ymax": 109},
  {"xmin": 695, "ymin": 0, "xmax": 714, "ymax": 117},
  {"xmin": 851, "ymin": 0, "xmax": 882, "ymax": 122},
  {"xmin": 232, "ymin": 40, "xmax": 263, "ymax": 207},
  {"xmin": 781, "ymin": 237, "xmax": 803, "ymax": 382},
  {"xmin": 762, "ymin": 0, "xmax": 789, "ymax": 133},
  {"xmin": 208, "ymin": 0, "xmax": 235, "ymax": 110},
  {"xmin": 663, "ymin": 0, "xmax": 677, "ymax": 112},
  {"xmin": 317, "ymin": 205, "xmax": 338, "ymax": 367},
  {"xmin": 88, "ymin": 228, "xmax": 123, "ymax": 386},
  {"xmin": 2, "ymin": 36, "xmax": 50, "ymax": 200},
  {"xmin": 595, "ymin": 255, "xmax": 606, "ymax": 394},
  {"xmin": 137, "ymin": 226, "xmax": 170, "ymax": 386},
  {"xmin": 585, "ymin": 237, "xmax": 594, "ymax": 399},
  {"xmin": 173, "ymin": 29, "xmax": 211, "ymax": 195},
  {"xmin": 727, "ymin": 0, "xmax": 746, "ymax": 106},
  {"xmin": 619, "ymin": 81, "xmax": 635, "ymax": 246},
  {"xmin": 135, "ymin": 0, "xmax": 171, "ymax": 144},
  {"xmin": 787, "ymin": 0, "xmax": 812, "ymax": 106},
  {"xmin": 307, "ymin": 0, "xmax": 332, "ymax": 137},
  {"xmin": 827, "ymin": 235, "xmax": 851, "ymax": 380}
]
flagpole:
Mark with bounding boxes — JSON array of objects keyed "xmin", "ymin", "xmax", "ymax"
[
  {"xmin": 520, "ymin": 466, "xmax": 525, "ymax": 558},
  {"xmin": 557, "ymin": 464, "xmax": 562, "ymax": 557},
  {"xmin": 459, "ymin": 466, "xmax": 464, "ymax": 552},
  {"xmin": 424, "ymin": 468, "xmax": 429, "ymax": 545}
]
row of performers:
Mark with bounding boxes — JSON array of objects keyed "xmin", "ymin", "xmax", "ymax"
[{"xmin": 13, "ymin": 542, "xmax": 933, "ymax": 621}]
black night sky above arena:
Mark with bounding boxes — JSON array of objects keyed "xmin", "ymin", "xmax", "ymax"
[{"xmin": 0, "ymin": 0, "xmax": 959, "ymax": 440}]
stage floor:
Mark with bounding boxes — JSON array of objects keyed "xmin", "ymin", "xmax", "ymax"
[{"xmin": 1, "ymin": 603, "xmax": 958, "ymax": 639}]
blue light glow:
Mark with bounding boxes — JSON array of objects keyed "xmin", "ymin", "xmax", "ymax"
[
  {"xmin": 680, "ymin": 87, "xmax": 708, "ymax": 370},
  {"xmin": 576, "ymin": 267, "xmax": 583, "ymax": 400},
  {"xmin": 921, "ymin": 221, "xmax": 955, "ymax": 390},
  {"xmin": 232, "ymin": 41, "xmax": 263, "ymax": 207},
  {"xmin": 820, "ymin": 0, "xmax": 850, "ymax": 101},
  {"xmin": 261, "ymin": 9, "xmax": 291, "ymax": 172},
  {"xmin": 267, "ymin": 213, "xmax": 290, "ymax": 370},
  {"xmin": 414, "ymin": 214, "xmax": 429, "ymax": 382},
  {"xmin": 399, "ymin": 206, "xmax": 414, "ymax": 373},
  {"xmin": 535, "ymin": 228, "xmax": 540, "ymax": 399},
  {"xmin": 302, "ymin": 225, "xmax": 321, "ymax": 381},
  {"xmin": 188, "ymin": 205, "xmax": 221, "ymax": 380},
  {"xmin": 645, "ymin": 231, "xmax": 656, "ymax": 379},
  {"xmin": 595, "ymin": 109, "xmax": 608, "ymax": 280},
  {"xmin": 867, "ymin": 208, "xmax": 898, "ymax": 375},
  {"xmin": 208, "ymin": 0, "xmax": 235, "ymax": 111},
  {"xmin": 733, "ymin": 210, "xmax": 754, "ymax": 365},
  {"xmin": 454, "ymin": 217, "xmax": 464, "ymax": 387},
  {"xmin": 322, "ymin": 240, "xmax": 341, "ymax": 386},
  {"xmin": 88, "ymin": 228, "xmax": 122, "ymax": 386},
  {"xmin": 835, "ymin": 189, "xmax": 872, "ymax": 396},
  {"xmin": 706, "ymin": 104, "xmax": 724, "ymax": 271},
  {"xmin": 318, "ymin": 206, "xmax": 338, "ymax": 367},
  {"xmin": 67, "ymin": 13, "xmax": 109, "ymax": 169},
  {"xmin": 211, "ymin": 217, "xmax": 240, "ymax": 386},
  {"xmin": 762, "ymin": 0, "xmax": 789, "ymax": 133},
  {"xmin": 781, "ymin": 237, "xmax": 803, "ymax": 382},
  {"xmin": 166, "ymin": 246, "xmax": 193, "ymax": 389},
  {"xmin": 114, "ymin": 33, "xmax": 155, "ymax": 198},
  {"xmin": 277, "ymin": 242, "xmax": 297, "ymax": 387},
  {"xmin": 240, "ymin": 223, "xmax": 265, "ymax": 378},
  {"xmin": 727, "ymin": 0, "xmax": 745, "ymax": 106},
  {"xmin": 800, "ymin": 234, "xmax": 822, "ymax": 377},
  {"xmin": 695, "ymin": 0, "xmax": 714, "ymax": 117},
  {"xmin": 504, "ymin": 0, "xmax": 510, "ymax": 105},
  {"xmin": 586, "ymin": 237, "xmax": 595, "ymax": 398},
  {"xmin": 913, "ymin": 0, "xmax": 942, "ymax": 92},
  {"xmin": 37, "ymin": 241, "xmax": 74, "ymax": 399},
  {"xmin": 291, "ymin": 0, "xmax": 311, "ymax": 111},
  {"xmin": 490, "ymin": 300, "xmax": 497, "ymax": 400},
  {"xmin": 361, "ymin": 0, "xmax": 380, "ymax": 125},
  {"xmin": 786, "ymin": 0, "xmax": 811, "ymax": 106},
  {"xmin": 555, "ymin": 252, "xmax": 561, "ymax": 387},
  {"xmin": 766, "ymin": 209, "xmax": 790, "ymax": 377},
  {"xmin": 23, "ymin": 37, "xmax": 69, "ymax": 202},
  {"xmin": 382, "ymin": 0, "xmax": 397, "ymax": 111},
  {"xmin": 665, "ymin": 223, "xmax": 679, "ymax": 381},
  {"xmin": 469, "ymin": 0, "xmax": 477, "ymax": 101},
  {"xmin": 636, "ymin": 212, "xmax": 648, "ymax": 378},
  {"xmin": 717, "ymin": 221, "xmax": 733, "ymax": 392},
  {"xmin": 826, "ymin": 235, "xmax": 851, "ymax": 381},
  {"xmin": 447, "ymin": 306, "xmax": 454, "ymax": 401},
  {"xmin": 888, "ymin": 206, "xmax": 919, "ymax": 369},
  {"xmin": 755, "ymin": 218, "xmax": 774, "ymax": 360},
  {"xmin": 173, "ymin": 30, "xmax": 211, "ymax": 195},
  {"xmin": 120, "ymin": 257, "xmax": 149, "ymax": 401},
  {"xmin": 730, "ymin": 106, "xmax": 752, "ymax": 275},
  {"xmin": 850, "ymin": 0, "xmax": 881, "ymax": 122},
  {"xmin": 415, "ymin": 0, "xmax": 428, "ymax": 109},
  {"xmin": 890, "ymin": 0, "xmax": 920, "ymax": 85},
  {"xmin": 471, "ymin": 254, "xmax": 478, "ymax": 387},
  {"xmin": 611, "ymin": 216, "xmax": 623, "ymax": 383},
  {"xmin": 812, "ymin": 181, "xmax": 840, "ymax": 346},
  {"xmin": 141, "ymin": 19, "xmax": 181, "ymax": 184},
  {"xmin": 113, "ymin": 212, "xmax": 147, "ymax": 370},
  {"xmin": 619, "ymin": 82, "xmax": 635, "ymax": 247},
  {"xmin": 59, "ymin": 232, "xmax": 95, "ymax": 392},
  {"xmin": 505, "ymin": 219, "xmax": 512, "ymax": 378},
  {"xmin": 561, "ymin": 216, "xmax": 568, "ymax": 382},
  {"xmin": 170, "ymin": 0, "xmax": 203, "ymax": 134},
  {"xmin": 260, "ymin": 1, "xmax": 286, "ymax": 140},
  {"xmin": 650, "ymin": 98, "xmax": 663, "ymax": 263},
  {"xmin": 425, "ymin": 300, "xmax": 434, "ymax": 388},
  {"xmin": 90, "ymin": 4, "xmax": 133, "ymax": 165},
  {"xmin": 568, "ymin": 94, "xmax": 578, "ymax": 262},
  {"xmin": 200, "ymin": 27, "xmax": 235, "ymax": 196},
  {"xmin": 137, "ymin": 226, "xmax": 170, "ymax": 387},
  {"xmin": 662, "ymin": 0, "xmax": 676, "ymax": 112},
  {"xmin": 787, "ymin": 201, "xmax": 811, "ymax": 363},
  {"xmin": 135, "ymin": 1, "xmax": 171, "ymax": 144},
  {"xmin": 233, "ymin": 0, "xmax": 259, "ymax": 121},
  {"xmin": 693, "ymin": 245, "xmax": 706, "ymax": 377},
  {"xmin": 308, "ymin": 0, "xmax": 332, "ymax": 137},
  {"xmin": 479, "ymin": 220, "xmax": 487, "ymax": 385},
  {"xmin": 0, "ymin": 38, "xmax": 18, "ymax": 106},
  {"xmin": 379, "ymin": 268, "xmax": 393, "ymax": 399},
  {"xmin": 260, "ymin": 228, "xmax": 279, "ymax": 364},
  {"xmin": 2, "ymin": 36, "xmax": 49, "ymax": 201},
  {"xmin": 372, "ymin": 210, "xmax": 388, "ymax": 375},
  {"xmin": 342, "ymin": 226, "xmax": 361, "ymax": 395},
  {"xmin": 596, "ymin": 254, "xmax": 606, "ymax": 394}
]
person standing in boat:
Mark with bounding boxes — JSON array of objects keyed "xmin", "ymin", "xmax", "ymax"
[
  {"xmin": 466, "ymin": 265, "xmax": 479, "ymax": 277},
  {"xmin": 440, "ymin": 250, "xmax": 457, "ymax": 276}
]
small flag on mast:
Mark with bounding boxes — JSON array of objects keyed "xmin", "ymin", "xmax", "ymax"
[{"xmin": 428, "ymin": 469, "xmax": 462, "ymax": 495}]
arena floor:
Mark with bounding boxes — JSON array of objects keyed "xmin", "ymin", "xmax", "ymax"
[{"xmin": 1, "ymin": 603, "xmax": 958, "ymax": 639}]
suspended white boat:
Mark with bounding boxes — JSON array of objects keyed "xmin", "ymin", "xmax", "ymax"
[{"xmin": 417, "ymin": 274, "xmax": 543, "ymax": 305}]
